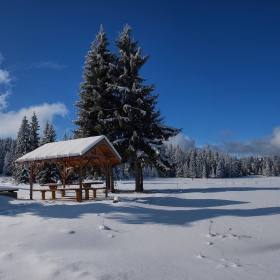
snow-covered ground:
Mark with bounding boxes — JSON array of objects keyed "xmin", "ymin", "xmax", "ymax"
[{"xmin": 1, "ymin": 176, "xmax": 280, "ymax": 280}]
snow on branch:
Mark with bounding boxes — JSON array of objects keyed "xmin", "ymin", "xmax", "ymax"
[
  {"xmin": 156, "ymin": 159, "xmax": 170, "ymax": 171},
  {"xmin": 136, "ymin": 150, "xmax": 148, "ymax": 158},
  {"xmin": 113, "ymin": 138, "xmax": 128, "ymax": 145},
  {"xmin": 123, "ymin": 104, "xmax": 146, "ymax": 116},
  {"xmin": 100, "ymin": 117, "xmax": 117, "ymax": 124},
  {"xmin": 108, "ymin": 85, "xmax": 131, "ymax": 93}
]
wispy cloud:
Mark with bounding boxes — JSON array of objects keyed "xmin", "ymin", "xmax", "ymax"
[
  {"xmin": 0, "ymin": 69, "xmax": 10, "ymax": 84},
  {"xmin": 167, "ymin": 129, "xmax": 280, "ymax": 157},
  {"xmin": 26, "ymin": 61, "xmax": 67, "ymax": 70},
  {"xmin": 166, "ymin": 133, "xmax": 195, "ymax": 150},
  {"xmin": 0, "ymin": 91, "xmax": 11, "ymax": 110},
  {"xmin": 0, "ymin": 52, "xmax": 69, "ymax": 138},
  {"xmin": 0, "ymin": 52, "xmax": 11, "ymax": 85},
  {"xmin": 210, "ymin": 127, "xmax": 280, "ymax": 157},
  {"xmin": 0, "ymin": 102, "xmax": 68, "ymax": 138},
  {"xmin": 0, "ymin": 52, "xmax": 12, "ymax": 110}
]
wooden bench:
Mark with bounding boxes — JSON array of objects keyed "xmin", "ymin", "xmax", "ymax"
[
  {"xmin": 0, "ymin": 187, "xmax": 19, "ymax": 198},
  {"xmin": 33, "ymin": 186, "xmax": 107, "ymax": 202}
]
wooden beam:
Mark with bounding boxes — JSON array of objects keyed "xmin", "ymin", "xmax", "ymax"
[
  {"xmin": 33, "ymin": 162, "xmax": 44, "ymax": 175},
  {"xmin": 55, "ymin": 162, "xmax": 64, "ymax": 179},
  {"xmin": 65, "ymin": 167, "xmax": 76, "ymax": 179}
]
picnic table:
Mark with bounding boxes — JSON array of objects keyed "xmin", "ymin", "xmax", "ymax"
[
  {"xmin": 33, "ymin": 181, "xmax": 106, "ymax": 202},
  {"xmin": 0, "ymin": 187, "xmax": 19, "ymax": 198}
]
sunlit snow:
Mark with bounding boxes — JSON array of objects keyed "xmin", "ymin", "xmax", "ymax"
[{"xmin": 1, "ymin": 176, "xmax": 280, "ymax": 279}]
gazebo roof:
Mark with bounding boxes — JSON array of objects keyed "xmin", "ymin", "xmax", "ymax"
[{"xmin": 15, "ymin": 135, "xmax": 122, "ymax": 167}]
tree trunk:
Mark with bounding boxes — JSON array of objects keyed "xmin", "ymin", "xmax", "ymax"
[
  {"xmin": 135, "ymin": 161, "xmax": 143, "ymax": 192},
  {"xmin": 109, "ymin": 165, "xmax": 114, "ymax": 193},
  {"xmin": 140, "ymin": 166, "xmax": 143, "ymax": 191}
]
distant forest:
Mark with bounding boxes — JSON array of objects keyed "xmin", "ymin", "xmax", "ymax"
[{"xmin": 1, "ymin": 136, "xmax": 279, "ymax": 180}]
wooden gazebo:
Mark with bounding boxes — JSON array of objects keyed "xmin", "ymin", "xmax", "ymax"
[{"xmin": 15, "ymin": 135, "xmax": 121, "ymax": 202}]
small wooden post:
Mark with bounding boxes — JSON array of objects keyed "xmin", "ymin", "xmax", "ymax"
[
  {"xmin": 51, "ymin": 190, "xmax": 56, "ymax": 199},
  {"xmin": 79, "ymin": 160, "xmax": 83, "ymax": 203},
  {"xmin": 106, "ymin": 163, "xmax": 110, "ymax": 193},
  {"xmin": 84, "ymin": 189, "xmax": 89, "ymax": 200},
  {"xmin": 63, "ymin": 165, "xmax": 66, "ymax": 189},
  {"xmin": 41, "ymin": 191, "xmax": 46, "ymax": 200},
  {"xmin": 30, "ymin": 164, "xmax": 33, "ymax": 200}
]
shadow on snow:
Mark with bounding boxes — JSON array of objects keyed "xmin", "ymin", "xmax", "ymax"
[
  {"xmin": 1, "ymin": 195, "xmax": 280, "ymax": 227},
  {"xmin": 145, "ymin": 186, "xmax": 280, "ymax": 194}
]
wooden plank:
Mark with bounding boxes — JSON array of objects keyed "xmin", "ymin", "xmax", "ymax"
[
  {"xmin": 0, "ymin": 188, "xmax": 18, "ymax": 198},
  {"xmin": 33, "ymin": 186, "xmax": 107, "ymax": 201}
]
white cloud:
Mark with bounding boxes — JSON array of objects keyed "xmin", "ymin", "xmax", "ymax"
[
  {"xmin": 0, "ymin": 52, "xmax": 69, "ymax": 139},
  {"xmin": 166, "ymin": 133, "xmax": 195, "ymax": 150},
  {"xmin": 0, "ymin": 102, "xmax": 68, "ymax": 138},
  {"xmin": 0, "ymin": 54, "xmax": 12, "ymax": 110},
  {"xmin": 0, "ymin": 91, "xmax": 11, "ymax": 110},
  {"xmin": 0, "ymin": 69, "xmax": 10, "ymax": 84},
  {"xmin": 0, "ymin": 53, "xmax": 10, "ymax": 84},
  {"xmin": 271, "ymin": 126, "xmax": 280, "ymax": 150},
  {"xmin": 211, "ymin": 126, "xmax": 280, "ymax": 157}
]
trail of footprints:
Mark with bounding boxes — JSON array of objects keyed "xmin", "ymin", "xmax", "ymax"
[{"xmin": 196, "ymin": 222, "xmax": 252, "ymax": 269}]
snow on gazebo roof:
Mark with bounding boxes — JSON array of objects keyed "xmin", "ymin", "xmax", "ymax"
[{"xmin": 15, "ymin": 135, "xmax": 121, "ymax": 166}]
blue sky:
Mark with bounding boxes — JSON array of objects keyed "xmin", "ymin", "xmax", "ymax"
[{"xmin": 0, "ymin": 0, "xmax": 280, "ymax": 156}]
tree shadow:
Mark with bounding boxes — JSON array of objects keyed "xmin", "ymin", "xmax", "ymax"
[
  {"xmin": 129, "ymin": 196, "xmax": 248, "ymax": 208},
  {"xmin": 147, "ymin": 186, "xmax": 280, "ymax": 194},
  {"xmin": 1, "ymin": 196, "xmax": 280, "ymax": 227}
]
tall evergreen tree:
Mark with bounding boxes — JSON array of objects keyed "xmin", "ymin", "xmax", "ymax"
[
  {"xmin": 13, "ymin": 116, "xmax": 32, "ymax": 183},
  {"xmin": 30, "ymin": 112, "xmax": 40, "ymax": 151},
  {"xmin": 73, "ymin": 26, "xmax": 118, "ymax": 140},
  {"xmin": 2, "ymin": 140, "xmax": 16, "ymax": 176},
  {"xmin": 36, "ymin": 120, "xmax": 59, "ymax": 184},
  {"xmin": 109, "ymin": 25, "xmax": 180, "ymax": 191},
  {"xmin": 40, "ymin": 120, "xmax": 56, "ymax": 145},
  {"xmin": 72, "ymin": 26, "xmax": 120, "ymax": 192},
  {"xmin": 62, "ymin": 133, "xmax": 68, "ymax": 141}
]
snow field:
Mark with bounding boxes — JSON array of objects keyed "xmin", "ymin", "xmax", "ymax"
[{"xmin": 0, "ymin": 176, "xmax": 280, "ymax": 279}]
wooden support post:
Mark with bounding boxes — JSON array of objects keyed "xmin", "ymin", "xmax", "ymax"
[
  {"xmin": 51, "ymin": 190, "xmax": 56, "ymax": 199},
  {"xmin": 63, "ymin": 165, "xmax": 66, "ymax": 189},
  {"xmin": 60, "ymin": 190, "xmax": 65, "ymax": 197},
  {"xmin": 41, "ymin": 191, "xmax": 46, "ymax": 200},
  {"xmin": 79, "ymin": 160, "xmax": 83, "ymax": 203},
  {"xmin": 84, "ymin": 189, "xmax": 89, "ymax": 200},
  {"xmin": 75, "ymin": 190, "xmax": 81, "ymax": 202},
  {"xmin": 106, "ymin": 163, "xmax": 110, "ymax": 193},
  {"xmin": 30, "ymin": 164, "xmax": 33, "ymax": 200}
]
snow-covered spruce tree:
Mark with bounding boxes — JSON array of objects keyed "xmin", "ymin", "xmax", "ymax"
[
  {"xmin": 30, "ymin": 112, "xmax": 40, "ymax": 151},
  {"xmin": 216, "ymin": 156, "xmax": 224, "ymax": 178},
  {"xmin": 62, "ymin": 133, "xmax": 68, "ymax": 141},
  {"xmin": 188, "ymin": 148, "xmax": 196, "ymax": 179},
  {"xmin": 73, "ymin": 26, "xmax": 119, "ymax": 140},
  {"xmin": 109, "ymin": 25, "xmax": 180, "ymax": 192},
  {"xmin": 2, "ymin": 139, "xmax": 16, "ymax": 176},
  {"xmin": 72, "ymin": 26, "xmax": 120, "ymax": 192},
  {"xmin": 0, "ymin": 141, "xmax": 5, "ymax": 173},
  {"xmin": 35, "ymin": 120, "xmax": 60, "ymax": 184},
  {"xmin": 13, "ymin": 116, "xmax": 32, "ymax": 184},
  {"xmin": 172, "ymin": 145, "xmax": 184, "ymax": 178}
]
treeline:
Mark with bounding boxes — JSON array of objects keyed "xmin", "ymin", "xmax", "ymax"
[
  {"xmin": 1, "ymin": 137, "xmax": 280, "ymax": 181},
  {"xmin": 1, "ymin": 112, "xmax": 71, "ymax": 183},
  {"xmin": 0, "ymin": 138, "xmax": 17, "ymax": 176},
  {"xmin": 163, "ymin": 145, "xmax": 280, "ymax": 179}
]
